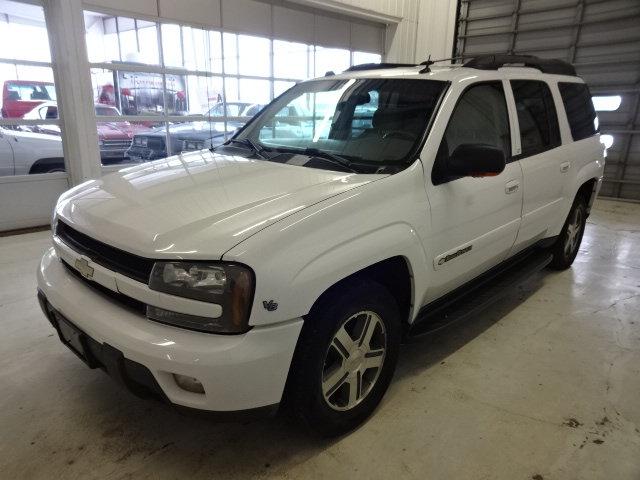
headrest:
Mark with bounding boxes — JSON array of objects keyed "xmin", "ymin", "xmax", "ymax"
[{"xmin": 372, "ymin": 109, "xmax": 406, "ymax": 129}]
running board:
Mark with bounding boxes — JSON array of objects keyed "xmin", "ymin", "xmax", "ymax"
[{"xmin": 406, "ymin": 249, "xmax": 553, "ymax": 341}]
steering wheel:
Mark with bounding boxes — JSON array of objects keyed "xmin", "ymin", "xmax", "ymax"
[{"xmin": 381, "ymin": 130, "xmax": 415, "ymax": 140}]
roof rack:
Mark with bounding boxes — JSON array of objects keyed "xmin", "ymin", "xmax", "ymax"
[
  {"xmin": 344, "ymin": 62, "xmax": 418, "ymax": 72},
  {"xmin": 463, "ymin": 54, "xmax": 576, "ymax": 76}
]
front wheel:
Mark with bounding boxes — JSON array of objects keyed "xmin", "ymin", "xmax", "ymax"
[
  {"xmin": 549, "ymin": 197, "xmax": 587, "ymax": 270},
  {"xmin": 286, "ymin": 279, "xmax": 401, "ymax": 437}
]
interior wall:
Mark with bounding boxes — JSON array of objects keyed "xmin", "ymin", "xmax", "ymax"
[
  {"xmin": 291, "ymin": 0, "xmax": 458, "ymax": 63},
  {"xmin": 286, "ymin": 0, "xmax": 416, "ymax": 62},
  {"xmin": 82, "ymin": 0, "xmax": 386, "ymax": 54},
  {"xmin": 82, "ymin": 0, "xmax": 459, "ymax": 63}
]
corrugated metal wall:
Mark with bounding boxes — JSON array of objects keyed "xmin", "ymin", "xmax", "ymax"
[{"xmin": 455, "ymin": 0, "xmax": 640, "ymax": 200}]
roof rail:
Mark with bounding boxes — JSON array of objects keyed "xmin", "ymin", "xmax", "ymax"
[
  {"xmin": 344, "ymin": 62, "xmax": 418, "ymax": 72},
  {"xmin": 463, "ymin": 54, "xmax": 577, "ymax": 76}
]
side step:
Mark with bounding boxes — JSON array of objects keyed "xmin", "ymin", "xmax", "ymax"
[{"xmin": 406, "ymin": 249, "xmax": 553, "ymax": 341}]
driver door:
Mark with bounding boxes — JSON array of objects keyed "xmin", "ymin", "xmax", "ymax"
[{"xmin": 423, "ymin": 81, "xmax": 523, "ymax": 301}]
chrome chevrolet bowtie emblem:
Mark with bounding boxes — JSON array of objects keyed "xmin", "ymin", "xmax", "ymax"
[{"xmin": 74, "ymin": 257, "xmax": 94, "ymax": 280}]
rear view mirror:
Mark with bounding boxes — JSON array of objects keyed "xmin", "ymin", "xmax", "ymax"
[{"xmin": 448, "ymin": 144, "xmax": 506, "ymax": 178}]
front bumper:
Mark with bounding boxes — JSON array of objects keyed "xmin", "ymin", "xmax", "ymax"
[
  {"xmin": 37, "ymin": 247, "xmax": 303, "ymax": 413},
  {"xmin": 99, "ymin": 148, "xmax": 127, "ymax": 160}
]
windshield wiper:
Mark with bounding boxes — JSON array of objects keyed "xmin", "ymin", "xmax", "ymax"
[
  {"xmin": 221, "ymin": 138, "xmax": 268, "ymax": 159},
  {"xmin": 272, "ymin": 146, "xmax": 358, "ymax": 173}
]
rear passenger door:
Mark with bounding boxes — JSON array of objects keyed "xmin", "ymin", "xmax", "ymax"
[{"xmin": 510, "ymin": 80, "xmax": 564, "ymax": 251}]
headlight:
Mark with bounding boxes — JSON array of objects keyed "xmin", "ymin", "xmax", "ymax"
[
  {"xmin": 148, "ymin": 262, "xmax": 254, "ymax": 334},
  {"xmin": 134, "ymin": 137, "xmax": 148, "ymax": 147}
]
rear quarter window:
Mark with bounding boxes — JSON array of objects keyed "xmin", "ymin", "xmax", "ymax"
[
  {"xmin": 511, "ymin": 80, "xmax": 561, "ymax": 158},
  {"xmin": 558, "ymin": 82, "xmax": 598, "ymax": 141}
]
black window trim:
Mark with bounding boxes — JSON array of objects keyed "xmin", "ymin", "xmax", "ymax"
[
  {"xmin": 510, "ymin": 79, "xmax": 562, "ymax": 161},
  {"xmin": 431, "ymin": 79, "xmax": 513, "ymax": 186}
]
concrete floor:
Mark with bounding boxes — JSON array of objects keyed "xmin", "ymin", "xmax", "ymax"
[{"xmin": 1, "ymin": 198, "xmax": 639, "ymax": 480}]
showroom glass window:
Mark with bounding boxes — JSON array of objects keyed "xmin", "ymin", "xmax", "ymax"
[
  {"xmin": 0, "ymin": 1, "xmax": 66, "ymax": 176},
  {"xmin": 511, "ymin": 80, "xmax": 561, "ymax": 157},
  {"xmin": 84, "ymin": 12, "xmax": 225, "ymax": 165},
  {"xmin": 83, "ymin": 9, "xmax": 381, "ymax": 166}
]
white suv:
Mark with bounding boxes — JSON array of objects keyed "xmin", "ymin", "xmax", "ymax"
[{"xmin": 37, "ymin": 55, "xmax": 604, "ymax": 436}]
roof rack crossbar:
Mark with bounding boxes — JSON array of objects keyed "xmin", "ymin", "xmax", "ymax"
[{"xmin": 463, "ymin": 54, "xmax": 577, "ymax": 76}]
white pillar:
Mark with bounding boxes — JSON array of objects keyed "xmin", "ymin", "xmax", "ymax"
[{"xmin": 44, "ymin": 0, "xmax": 101, "ymax": 185}]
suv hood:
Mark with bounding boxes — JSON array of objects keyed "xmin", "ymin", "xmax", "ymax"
[{"xmin": 56, "ymin": 150, "xmax": 383, "ymax": 259}]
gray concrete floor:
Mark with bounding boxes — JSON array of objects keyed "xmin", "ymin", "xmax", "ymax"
[{"xmin": 1, "ymin": 198, "xmax": 639, "ymax": 480}]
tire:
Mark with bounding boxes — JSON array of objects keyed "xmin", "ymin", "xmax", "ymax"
[
  {"xmin": 548, "ymin": 196, "xmax": 587, "ymax": 270},
  {"xmin": 286, "ymin": 279, "xmax": 401, "ymax": 437},
  {"xmin": 29, "ymin": 158, "xmax": 65, "ymax": 174}
]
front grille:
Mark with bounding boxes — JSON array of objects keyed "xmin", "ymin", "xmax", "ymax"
[
  {"xmin": 56, "ymin": 221, "xmax": 154, "ymax": 283},
  {"xmin": 101, "ymin": 139, "xmax": 131, "ymax": 150},
  {"xmin": 135, "ymin": 137, "xmax": 164, "ymax": 150},
  {"xmin": 61, "ymin": 259, "xmax": 146, "ymax": 316}
]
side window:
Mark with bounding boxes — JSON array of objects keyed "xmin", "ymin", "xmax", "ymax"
[
  {"xmin": 45, "ymin": 106, "xmax": 58, "ymax": 119},
  {"xmin": 511, "ymin": 80, "xmax": 561, "ymax": 157},
  {"xmin": 558, "ymin": 82, "xmax": 598, "ymax": 141},
  {"xmin": 433, "ymin": 82, "xmax": 510, "ymax": 183}
]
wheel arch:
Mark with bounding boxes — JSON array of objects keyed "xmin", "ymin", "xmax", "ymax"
[
  {"xmin": 575, "ymin": 177, "xmax": 598, "ymax": 215},
  {"xmin": 307, "ymin": 255, "xmax": 414, "ymax": 331},
  {"xmin": 28, "ymin": 157, "xmax": 65, "ymax": 174}
]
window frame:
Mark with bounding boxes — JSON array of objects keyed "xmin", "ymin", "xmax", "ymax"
[
  {"xmin": 509, "ymin": 79, "xmax": 562, "ymax": 160},
  {"xmin": 432, "ymin": 80, "xmax": 512, "ymax": 186}
]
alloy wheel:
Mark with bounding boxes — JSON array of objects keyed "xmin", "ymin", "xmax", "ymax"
[
  {"xmin": 322, "ymin": 311, "xmax": 387, "ymax": 411},
  {"xmin": 564, "ymin": 207, "xmax": 583, "ymax": 257}
]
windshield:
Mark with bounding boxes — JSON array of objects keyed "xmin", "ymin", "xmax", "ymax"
[
  {"xmin": 6, "ymin": 83, "xmax": 56, "ymax": 102},
  {"xmin": 235, "ymin": 78, "xmax": 446, "ymax": 165},
  {"xmin": 95, "ymin": 106, "xmax": 120, "ymax": 116}
]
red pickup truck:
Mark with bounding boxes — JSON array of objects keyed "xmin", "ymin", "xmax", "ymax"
[{"xmin": 1, "ymin": 80, "xmax": 56, "ymax": 118}]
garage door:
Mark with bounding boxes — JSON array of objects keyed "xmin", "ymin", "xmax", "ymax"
[{"xmin": 455, "ymin": 0, "xmax": 640, "ymax": 200}]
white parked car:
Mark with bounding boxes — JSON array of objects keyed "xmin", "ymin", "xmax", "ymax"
[
  {"xmin": 0, "ymin": 125, "xmax": 64, "ymax": 175},
  {"xmin": 37, "ymin": 55, "xmax": 604, "ymax": 436}
]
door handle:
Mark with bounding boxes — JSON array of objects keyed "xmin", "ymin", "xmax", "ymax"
[
  {"xmin": 560, "ymin": 161, "xmax": 570, "ymax": 173},
  {"xmin": 505, "ymin": 180, "xmax": 520, "ymax": 194}
]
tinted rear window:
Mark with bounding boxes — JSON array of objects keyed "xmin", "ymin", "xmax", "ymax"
[
  {"xmin": 558, "ymin": 82, "xmax": 598, "ymax": 141},
  {"xmin": 511, "ymin": 80, "xmax": 561, "ymax": 158}
]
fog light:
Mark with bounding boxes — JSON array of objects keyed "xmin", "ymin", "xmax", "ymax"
[{"xmin": 173, "ymin": 374, "xmax": 205, "ymax": 394}]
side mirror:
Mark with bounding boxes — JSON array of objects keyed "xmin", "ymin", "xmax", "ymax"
[{"xmin": 448, "ymin": 144, "xmax": 506, "ymax": 178}]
